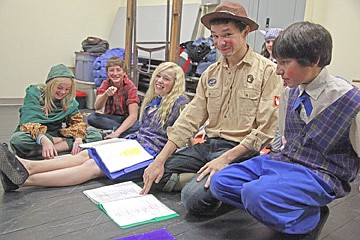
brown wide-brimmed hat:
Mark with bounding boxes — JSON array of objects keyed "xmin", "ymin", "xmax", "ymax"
[{"xmin": 201, "ymin": 2, "xmax": 259, "ymax": 32}]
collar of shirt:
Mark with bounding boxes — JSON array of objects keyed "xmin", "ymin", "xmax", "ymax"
[
  {"xmin": 147, "ymin": 96, "xmax": 162, "ymax": 108},
  {"xmin": 219, "ymin": 45, "xmax": 254, "ymax": 70},
  {"xmin": 297, "ymin": 68, "xmax": 330, "ymax": 101},
  {"xmin": 122, "ymin": 74, "xmax": 131, "ymax": 85}
]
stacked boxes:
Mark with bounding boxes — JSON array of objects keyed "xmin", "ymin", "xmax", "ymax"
[
  {"xmin": 74, "ymin": 51, "xmax": 101, "ymax": 82},
  {"xmin": 74, "ymin": 52, "xmax": 101, "ymax": 109}
]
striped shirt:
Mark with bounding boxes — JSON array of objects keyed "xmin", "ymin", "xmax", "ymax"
[{"xmin": 126, "ymin": 95, "xmax": 189, "ymax": 155}]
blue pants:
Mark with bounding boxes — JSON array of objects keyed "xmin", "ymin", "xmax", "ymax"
[
  {"xmin": 210, "ymin": 154, "xmax": 335, "ymax": 234},
  {"xmin": 87, "ymin": 112, "xmax": 139, "ymax": 136}
]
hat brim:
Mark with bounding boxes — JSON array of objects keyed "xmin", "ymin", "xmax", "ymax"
[{"xmin": 201, "ymin": 11, "xmax": 259, "ymax": 32}]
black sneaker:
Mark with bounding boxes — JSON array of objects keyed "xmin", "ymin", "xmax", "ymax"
[
  {"xmin": 282, "ymin": 206, "xmax": 330, "ymax": 240},
  {"xmin": 0, "ymin": 143, "xmax": 29, "ymax": 185},
  {"xmin": 304, "ymin": 206, "xmax": 330, "ymax": 239},
  {"xmin": 0, "ymin": 171, "xmax": 19, "ymax": 192}
]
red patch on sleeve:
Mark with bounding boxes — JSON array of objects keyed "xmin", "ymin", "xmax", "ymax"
[{"xmin": 274, "ymin": 96, "xmax": 280, "ymax": 107}]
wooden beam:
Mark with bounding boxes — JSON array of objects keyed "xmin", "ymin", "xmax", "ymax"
[
  {"xmin": 125, "ymin": 0, "xmax": 134, "ymax": 76},
  {"xmin": 169, "ymin": 0, "xmax": 183, "ymax": 62}
]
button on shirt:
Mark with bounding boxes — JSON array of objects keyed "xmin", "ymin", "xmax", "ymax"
[
  {"xmin": 279, "ymin": 68, "xmax": 360, "ymax": 156},
  {"xmin": 167, "ymin": 46, "xmax": 283, "ymax": 151}
]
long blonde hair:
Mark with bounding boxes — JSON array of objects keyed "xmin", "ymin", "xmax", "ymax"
[
  {"xmin": 39, "ymin": 77, "xmax": 76, "ymax": 116},
  {"xmin": 140, "ymin": 62, "xmax": 186, "ymax": 127}
]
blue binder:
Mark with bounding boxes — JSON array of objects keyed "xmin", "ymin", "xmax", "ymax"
[{"xmin": 88, "ymin": 146, "xmax": 155, "ymax": 180}]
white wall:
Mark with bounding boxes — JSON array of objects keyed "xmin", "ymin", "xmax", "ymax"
[
  {"xmin": 0, "ymin": 0, "xmax": 123, "ymax": 99},
  {"xmin": 304, "ymin": 0, "xmax": 360, "ymax": 82},
  {"xmin": 1, "ymin": 0, "xmax": 359, "ymax": 100}
]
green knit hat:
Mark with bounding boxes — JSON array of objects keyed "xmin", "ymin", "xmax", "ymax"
[{"xmin": 46, "ymin": 64, "xmax": 74, "ymax": 83}]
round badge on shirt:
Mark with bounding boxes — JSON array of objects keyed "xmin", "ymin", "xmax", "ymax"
[{"xmin": 208, "ymin": 78, "xmax": 217, "ymax": 87}]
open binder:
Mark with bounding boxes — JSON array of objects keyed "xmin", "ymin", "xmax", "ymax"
[
  {"xmin": 83, "ymin": 181, "xmax": 179, "ymax": 229},
  {"xmin": 80, "ymin": 138, "xmax": 154, "ymax": 180}
]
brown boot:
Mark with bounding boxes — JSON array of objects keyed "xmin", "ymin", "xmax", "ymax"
[{"xmin": 162, "ymin": 173, "xmax": 196, "ymax": 192}]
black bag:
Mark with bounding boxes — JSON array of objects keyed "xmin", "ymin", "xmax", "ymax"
[
  {"xmin": 81, "ymin": 37, "xmax": 109, "ymax": 54},
  {"xmin": 180, "ymin": 41, "xmax": 211, "ymax": 63}
]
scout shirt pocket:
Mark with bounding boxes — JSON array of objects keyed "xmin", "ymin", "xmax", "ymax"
[
  {"xmin": 206, "ymin": 88, "xmax": 222, "ymax": 114},
  {"xmin": 237, "ymin": 89, "xmax": 261, "ymax": 116}
]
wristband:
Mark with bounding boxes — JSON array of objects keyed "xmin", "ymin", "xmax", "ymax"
[{"xmin": 36, "ymin": 134, "xmax": 45, "ymax": 145}]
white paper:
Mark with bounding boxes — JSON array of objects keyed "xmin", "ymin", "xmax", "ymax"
[
  {"xmin": 101, "ymin": 194, "xmax": 177, "ymax": 227},
  {"xmin": 83, "ymin": 181, "xmax": 178, "ymax": 228},
  {"xmin": 83, "ymin": 181, "xmax": 142, "ymax": 204},
  {"xmin": 80, "ymin": 138, "xmax": 153, "ymax": 173}
]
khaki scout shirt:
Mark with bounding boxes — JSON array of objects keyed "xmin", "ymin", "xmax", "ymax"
[{"xmin": 168, "ymin": 46, "xmax": 283, "ymax": 152}]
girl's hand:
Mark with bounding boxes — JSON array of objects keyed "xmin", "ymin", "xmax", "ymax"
[
  {"xmin": 71, "ymin": 138, "xmax": 83, "ymax": 155},
  {"xmin": 104, "ymin": 131, "xmax": 120, "ymax": 140},
  {"xmin": 41, "ymin": 136, "xmax": 58, "ymax": 159}
]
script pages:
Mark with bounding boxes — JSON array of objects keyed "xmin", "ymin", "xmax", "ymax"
[
  {"xmin": 80, "ymin": 138, "xmax": 153, "ymax": 173},
  {"xmin": 83, "ymin": 181, "xmax": 179, "ymax": 228}
]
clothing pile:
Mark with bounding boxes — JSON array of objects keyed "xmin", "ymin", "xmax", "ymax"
[{"xmin": 178, "ymin": 37, "xmax": 217, "ymax": 77}]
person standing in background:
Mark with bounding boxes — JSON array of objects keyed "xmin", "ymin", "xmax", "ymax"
[
  {"xmin": 260, "ymin": 28, "xmax": 284, "ymax": 152},
  {"xmin": 260, "ymin": 28, "xmax": 283, "ymax": 62}
]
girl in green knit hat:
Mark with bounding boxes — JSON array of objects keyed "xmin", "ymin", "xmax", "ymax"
[{"xmin": 9, "ymin": 64, "xmax": 102, "ymax": 159}]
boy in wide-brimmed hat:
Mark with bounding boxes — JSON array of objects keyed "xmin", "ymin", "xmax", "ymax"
[{"xmin": 141, "ymin": 0, "xmax": 282, "ymax": 215}]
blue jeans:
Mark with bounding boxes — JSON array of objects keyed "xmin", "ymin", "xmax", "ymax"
[
  {"xmin": 181, "ymin": 175, "xmax": 222, "ymax": 216},
  {"xmin": 87, "ymin": 112, "xmax": 139, "ymax": 137}
]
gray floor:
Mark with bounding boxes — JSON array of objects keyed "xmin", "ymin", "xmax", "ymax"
[{"xmin": 0, "ymin": 105, "xmax": 359, "ymax": 240}]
